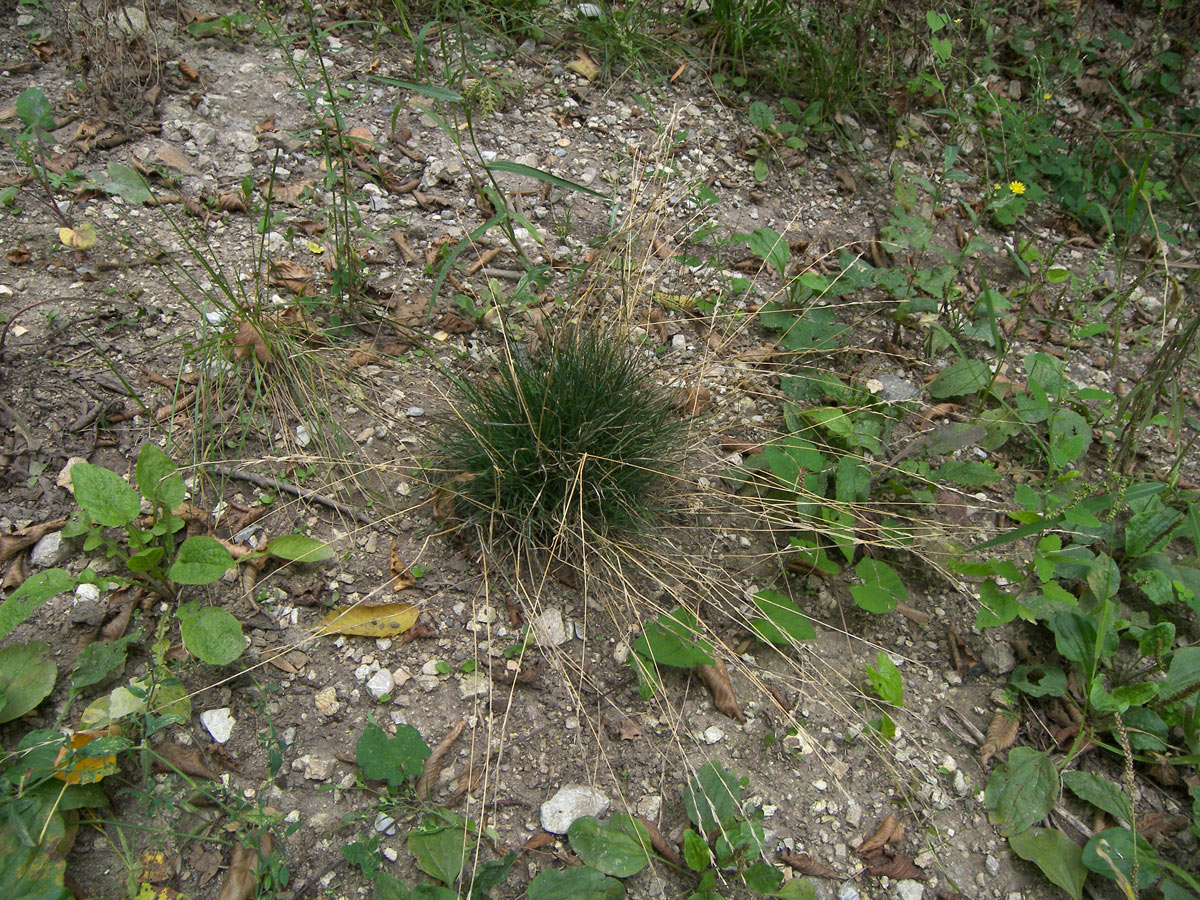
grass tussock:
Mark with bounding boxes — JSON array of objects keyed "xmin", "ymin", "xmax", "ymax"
[{"xmin": 434, "ymin": 325, "xmax": 691, "ymax": 555}]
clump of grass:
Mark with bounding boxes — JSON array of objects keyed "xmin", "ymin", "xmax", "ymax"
[{"xmin": 435, "ymin": 325, "xmax": 689, "ymax": 554}]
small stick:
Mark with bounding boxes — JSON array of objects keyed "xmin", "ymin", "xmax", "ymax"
[{"xmin": 207, "ymin": 464, "xmax": 392, "ymax": 532}]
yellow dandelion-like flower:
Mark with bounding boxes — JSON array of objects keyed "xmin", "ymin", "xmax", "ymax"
[
  {"xmin": 1043, "ymin": 92, "xmax": 1052, "ymax": 100},
  {"xmin": 1009, "ymin": 181, "xmax": 1026, "ymax": 195},
  {"xmin": 993, "ymin": 183, "xmax": 1002, "ymax": 192}
]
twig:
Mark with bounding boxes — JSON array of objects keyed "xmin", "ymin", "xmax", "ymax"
[{"xmin": 207, "ymin": 464, "xmax": 392, "ymax": 532}]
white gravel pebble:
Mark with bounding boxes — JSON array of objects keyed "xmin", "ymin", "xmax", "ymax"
[{"xmin": 199, "ymin": 708, "xmax": 235, "ymax": 744}]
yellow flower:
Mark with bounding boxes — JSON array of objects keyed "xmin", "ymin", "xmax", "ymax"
[
  {"xmin": 1009, "ymin": 181, "xmax": 1026, "ymax": 195},
  {"xmin": 993, "ymin": 183, "xmax": 1002, "ymax": 192},
  {"xmin": 1043, "ymin": 92, "xmax": 1052, "ymax": 100}
]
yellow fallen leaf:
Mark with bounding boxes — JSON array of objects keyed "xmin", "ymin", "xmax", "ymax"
[
  {"xmin": 54, "ymin": 725, "xmax": 121, "ymax": 785},
  {"xmin": 59, "ymin": 222, "xmax": 97, "ymax": 249},
  {"xmin": 318, "ymin": 602, "xmax": 419, "ymax": 638},
  {"xmin": 567, "ymin": 49, "xmax": 601, "ymax": 81}
]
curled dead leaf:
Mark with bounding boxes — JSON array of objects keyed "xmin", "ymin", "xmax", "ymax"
[
  {"xmin": 0, "ymin": 515, "xmax": 68, "ymax": 562},
  {"xmin": 695, "ymin": 657, "xmax": 745, "ymax": 723},
  {"xmin": 178, "ymin": 59, "xmax": 200, "ymax": 81},
  {"xmin": 6, "ymin": 245, "xmax": 31, "ymax": 264},
  {"xmin": 389, "ymin": 538, "xmax": 417, "ymax": 591},
  {"xmin": 523, "ymin": 832, "xmax": 556, "ymax": 851},
  {"xmin": 268, "ymin": 259, "xmax": 314, "ymax": 295},
  {"xmin": 673, "ymin": 383, "xmax": 712, "ymax": 416},
  {"xmin": 867, "ymin": 851, "xmax": 924, "ymax": 880},
  {"xmin": 415, "ymin": 719, "xmax": 465, "ymax": 801},
  {"xmin": 216, "ymin": 832, "xmax": 274, "ymax": 900},
  {"xmin": 779, "ymin": 851, "xmax": 839, "ymax": 879},
  {"xmin": 232, "ymin": 320, "xmax": 272, "ymax": 365},
  {"xmin": 439, "ymin": 310, "xmax": 476, "ymax": 334},
  {"xmin": 856, "ymin": 814, "xmax": 903, "ymax": 856},
  {"xmin": 489, "ymin": 658, "xmax": 542, "ymax": 686},
  {"xmin": 154, "ymin": 744, "xmax": 218, "ymax": 780},
  {"xmin": 979, "ymin": 712, "xmax": 1019, "ymax": 766},
  {"xmin": 638, "ymin": 816, "xmax": 680, "ymax": 866},
  {"xmin": 217, "ymin": 190, "xmax": 248, "ymax": 212}
]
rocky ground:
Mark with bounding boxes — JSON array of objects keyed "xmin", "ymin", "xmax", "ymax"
[{"xmin": 0, "ymin": 1, "xmax": 1196, "ymax": 899}]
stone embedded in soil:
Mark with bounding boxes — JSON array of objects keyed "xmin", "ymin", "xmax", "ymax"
[
  {"xmin": 366, "ymin": 669, "xmax": 395, "ymax": 700},
  {"xmin": 374, "ymin": 813, "xmax": 397, "ymax": 835},
  {"xmin": 314, "ymin": 686, "xmax": 340, "ymax": 716},
  {"xmin": 30, "ymin": 531, "xmax": 68, "ymax": 567},
  {"xmin": 530, "ymin": 608, "xmax": 571, "ymax": 647},
  {"xmin": 458, "ymin": 671, "xmax": 490, "ymax": 699},
  {"xmin": 979, "ymin": 640, "xmax": 1017, "ymax": 675},
  {"xmin": 895, "ymin": 880, "xmax": 925, "ymax": 900},
  {"xmin": 540, "ymin": 784, "xmax": 611, "ymax": 834},
  {"xmin": 292, "ymin": 755, "xmax": 336, "ymax": 781},
  {"xmin": 199, "ymin": 708, "xmax": 235, "ymax": 744},
  {"xmin": 837, "ymin": 882, "xmax": 861, "ymax": 900},
  {"xmin": 70, "ymin": 583, "xmax": 106, "ymax": 626},
  {"xmin": 703, "ymin": 725, "xmax": 725, "ymax": 744}
]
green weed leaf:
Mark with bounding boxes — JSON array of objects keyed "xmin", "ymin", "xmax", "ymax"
[
  {"xmin": 775, "ymin": 878, "xmax": 819, "ymax": 900},
  {"xmin": 16, "ymin": 86, "xmax": 55, "ymax": 132},
  {"xmin": 743, "ymin": 861, "xmax": 783, "ymax": 894},
  {"xmin": 468, "ymin": 851, "xmax": 516, "ymax": 900},
  {"xmin": 749, "ymin": 590, "xmax": 815, "ymax": 645},
  {"xmin": 0, "ymin": 569, "xmax": 76, "ymax": 639},
  {"xmin": 135, "ymin": 444, "xmax": 184, "ymax": 510},
  {"xmin": 70, "ymin": 630, "xmax": 140, "ymax": 694},
  {"xmin": 1164, "ymin": 647, "xmax": 1200, "ymax": 700},
  {"xmin": 71, "ymin": 463, "xmax": 140, "ymax": 527},
  {"xmin": 984, "ymin": 747, "xmax": 1058, "ymax": 835},
  {"xmin": 0, "ymin": 642, "xmax": 56, "ymax": 724},
  {"xmin": 167, "ymin": 536, "xmax": 234, "ymax": 585},
  {"xmin": 682, "ymin": 829, "xmax": 710, "ymax": 871},
  {"xmin": 866, "ymin": 652, "xmax": 904, "ymax": 706},
  {"xmin": 633, "ymin": 608, "xmax": 714, "ymax": 669},
  {"xmin": 408, "ymin": 815, "xmax": 474, "ymax": 885},
  {"xmin": 1009, "ymin": 664, "xmax": 1067, "ymax": 698},
  {"xmin": 1082, "ymin": 828, "xmax": 1159, "ymax": 886},
  {"xmin": 850, "ymin": 558, "xmax": 907, "ymax": 614},
  {"xmin": 683, "ymin": 761, "xmax": 742, "ymax": 834},
  {"xmin": 485, "ymin": 160, "xmax": 608, "ymax": 199},
  {"xmin": 567, "ymin": 815, "xmax": 650, "ymax": 877},
  {"xmin": 265, "ymin": 534, "xmax": 335, "ymax": 562},
  {"xmin": 928, "ymin": 359, "xmax": 990, "ymax": 399},
  {"xmin": 1008, "ymin": 828, "xmax": 1087, "ymax": 900},
  {"xmin": 177, "ymin": 601, "xmax": 244, "ymax": 665},
  {"xmin": 102, "ymin": 162, "xmax": 153, "ymax": 205},
  {"xmin": 526, "ymin": 865, "xmax": 625, "ymax": 900},
  {"xmin": 1062, "ymin": 771, "xmax": 1131, "ymax": 825},
  {"xmin": 355, "ymin": 719, "xmax": 430, "ymax": 788},
  {"xmin": 742, "ymin": 227, "xmax": 789, "ymax": 278}
]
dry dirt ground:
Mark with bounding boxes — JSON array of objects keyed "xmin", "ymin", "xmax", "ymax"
[{"xmin": 0, "ymin": 2, "xmax": 1195, "ymax": 900}]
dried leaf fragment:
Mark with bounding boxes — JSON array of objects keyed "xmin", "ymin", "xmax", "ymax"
[
  {"xmin": 867, "ymin": 851, "xmax": 924, "ymax": 880},
  {"xmin": 216, "ymin": 832, "xmax": 274, "ymax": 900},
  {"xmin": 0, "ymin": 515, "xmax": 68, "ymax": 562},
  {"xmin": 415, "ymin": 719, "xmax": 465, "ymax": 801},
  {"xmin": 232, "ymin": 320, "xmax": 272, "ymax": 365},
  {"xmin": 268, "ymin": 259, "xmax": 314, "ymax": 295},
  {"xmin": 178, "ymin": 59, "xmax": 200, "ymax": 81},
  {"xmin": 637, "ymin": 816, "xmax": 680, "ymax": 866},
  {"xmin": 856, "ymin": 814, "xmax": 904, "ymax": 856},
  {"xmin": 389, "ymin": 538, "xmax": 417, "ymax": 591},
  {"xmin": 979, "ymin": 712, "xmax": 1019, "ymax": 766},
  {"xmin": 696, "ymin": 657, "xmax": 745, "ymax": 723},
  {"xmin": 779, "ymin": 851, "xmax": 839, "ymax": 879},
  {"xmin": 155, "ymin": 744, "xmax": 219, "ymax": 779}
]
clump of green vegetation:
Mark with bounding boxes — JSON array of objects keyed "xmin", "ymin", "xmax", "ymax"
[{"xmin": 434, "ymin": 325, "xmax": 690, "ymax": 555}]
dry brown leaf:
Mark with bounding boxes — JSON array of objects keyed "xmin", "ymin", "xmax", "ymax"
[
  {"xmin": 673, "ymin": 383, "xmax": 712, "ymax": 416},
  {"xmin": 216, "ymin": 832, "xmax": 274, "ymax": 900},
  {"xmin": 779, "ymin": 851, "xmax": 839, "ymax": 879},
  {"xmin": 155, "ymin": 744, "xmax": 218, "ymax": 779},
  {"xmin": 646, "ymin": 307, "xmax": 668, "ymax": 344},
  {"xmin": 255, "ymin": 115, "xmax": 275, "ymax": 134},
  {"xmin": 696, "ymin": 657, "xmax": 745, "ymax": 723},
  {"xmin": 391, "ymin": 229, "xmax": 417, "ymax": 264},
  {"xmin": 319, "ymin": 603, "xmax": 419, "ymax": 638},
  {"xmin": 269, "ymin": 180, "xmax": 314, "ymax": 207},
  {"xmin": 0, "ymin": 515, "xmax": 68, "ymax": 563},
  {"xmin": 415, "ymin": 719, "xmax": 465, "ymax": 801},
  {"xmin": 439, "ymin": 311, "xmax": 476, "ymax": 334},
  {"xmin": 6, "ymin": 245, "xmax": 31, "ymax": 264},
  {"xmin": 268, "ymin": 259, "xmax": 314, "ymax": 295},
  {"xmin": 148, "ymin": 142, "xmax": 200, "ymax": 175},
  {"xmin": 489, "ymin": 658, "xmax": 542, "ymax": 686},
  {"xmin": 856, "ymin": 814, "xmax": 903, "ymax": 856},
  {"xmin": 2, "ymin": 555, "xmax": 29, "ymax": 595},
  {"xmin": 979, "ymin": 712, "xmax": 1019, "ymax": 766},
  {"xmin": 217, "ymin": 190, "xmax": 248, "ymax": 212},
  {"xmin": 833, "ymin": 166, "xmax": 857, "ymax": 193},
  {"xmin": 140, "ymin": 848, "xmax": 172, "ymax": 883},
  {"xmin": 231, "ymin": 320, "xmax": 272, "ymax": 365},
  {"xmin": 637, "ymin": 816, "xmax": 680, "ymax": 866},
  {"xmin": 390, "ymin": 539, "xmax": 417, "ymax": 591},
  {"xmin": 178, "ymin": 59, "xmax": 200, "ymax": 81},
  {"xmin": 523, "ymin": 832, "xmax": 556, "ymax": 851},
  {"xmin": 868, "ymin": 852, "xmax": 924, "ymax": 880}
]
